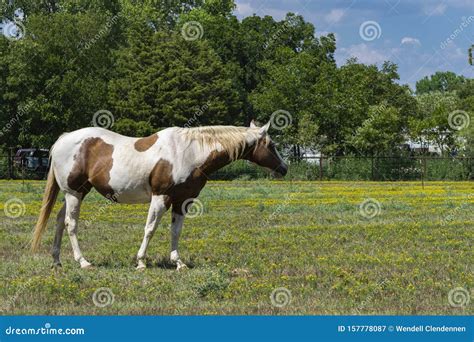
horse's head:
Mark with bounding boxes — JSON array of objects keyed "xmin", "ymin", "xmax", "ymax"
[{"xmin": 246, "ymin": 120, "xmax": 288, "ymax": 177}]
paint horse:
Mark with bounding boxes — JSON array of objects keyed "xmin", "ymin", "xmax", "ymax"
[{"xmin": 32, "ymin": 121, "xmax": 288, "ymax": 270}]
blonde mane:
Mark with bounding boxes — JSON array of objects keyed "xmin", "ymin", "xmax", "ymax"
[{"xmin": 179, "ymin": 126, "xmax": 262, "ymax": 160}]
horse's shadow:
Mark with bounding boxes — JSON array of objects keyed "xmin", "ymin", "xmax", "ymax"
[
  {"xmin": 89, "ymin": 256, "xmax": 196, "ymax": 270},
  {"xmin": 150, "ymin": 257, "xmax": 196, "ymax": 270}
]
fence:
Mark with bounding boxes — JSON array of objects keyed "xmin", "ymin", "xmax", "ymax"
[
  {"xmin": 211, "ymin": 156, "xmax": 473, "ymax": 181},
  {"xmin": 0, "ymin": 152, "xmax": 48, "ymax": 180},
  {"xmin": 0, "ymin": 154, "xmax": 472, "ymax": 181}
]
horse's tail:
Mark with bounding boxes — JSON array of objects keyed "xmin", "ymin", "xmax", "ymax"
[{"xmin": 31, "ymin": 165, "xmax": 60, "ymax": 252}]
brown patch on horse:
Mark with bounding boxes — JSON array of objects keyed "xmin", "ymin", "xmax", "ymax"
[
  {"xmin": 192, "ymin": 150, "xmax": 230, "ymax": 177},
  {"xmin": 149, "ymin": 150, "xmax": 232, "ymax": 215},
  {"xmin": 245, "ymin": 137, "xmax": 268, "ymax": 163},
  {"xmin": 244, "ymin": 136, "xmax": 287, "ymax": 176},
  {"xmin": 134, "ymin": 134, "xmax": 158, "ymax": 152},
  {"xmin": 245, "ymin": 137, "xmax": 279, "ymax": 168},
  {"xmin": 67, "ymin": 137, "xmax": 116, "ymax": 200},
  {"xmin": 149, "ymin": 159, "xmax": 173, "ymax": 193}
]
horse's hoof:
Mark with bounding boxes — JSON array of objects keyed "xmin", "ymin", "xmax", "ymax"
[
  {"xmin": 136, "ymin": 260, "xmax": 146, "ymax": 271},
  {"xmin": 80, "ymin": 262, "xmax": 93, "ymax": 269},
  {"xmin": 52, "ymin": 263, "xmax": 63, "ymax": 273},
  {"xmin": 51, "ymin": 262, "xmax": 62, "ymax": 269},
  {"xmin": 176, "ymin": 262, "xmax": 188, "ymax": 271}
]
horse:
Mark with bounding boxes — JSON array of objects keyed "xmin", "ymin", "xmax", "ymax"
[{"xmin": 31, "ymin": 121, "xmax": 288, "ymax": 270}]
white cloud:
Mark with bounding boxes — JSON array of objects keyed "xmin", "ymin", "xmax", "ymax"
[
  {"xmin": 234, "ymin": 1, "xmax": 288, "ymax": 21},
  {"xmin": 263, "ymin": 7, "xmax": 289, "ymax": 21},
  {"xmin": 338, "ymin": 43, "xmax": 388, "ymax": 65},
  {"xmin": 316, "ymin": 31, "xmax": 338, "ymax": 41},
  {"xmin": 235, "ymin": 2, "xmax": 255, "ymax": 17},
  {"xmin": 325, "ymin": 9, "xmax": 345, "ymax": 24},
  {"xmin": 401, "ymin": 37, "xmax": 421, "ymax": 45},
  {"xmin": 439, "ymin": 41, "xmax": 466, "ymax": 61}
]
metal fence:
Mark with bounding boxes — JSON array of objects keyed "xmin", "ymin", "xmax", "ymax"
[
  {"xmin": 0, "ymin": 152, "xmax": 48, "ymax": 180},
  {"xmin": 211, "ymin": 156, "xmax": 473, "ymax": 182},
  {"xmin": 0, "ymin": 154, "xmax": 472, "ymax": 181}
]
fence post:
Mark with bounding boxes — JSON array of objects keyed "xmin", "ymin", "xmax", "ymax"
[
  {"xmin": 7, "ymin": 148, "xmax": 13, "ymax": 179},
  {"xmin": 371, "ymin": 155, "xmax": 374, "ymax": 181},
  {"xmin": 319, "ymin": 154, "xmax": 323, "ymax": 181},
  {"xmin": 421, "ymin": 156, "xmax": 426, "ymax": 189}
]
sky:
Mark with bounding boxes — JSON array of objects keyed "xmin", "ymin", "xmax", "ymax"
[{"xmin": 234, "ymin": 0, "xmax": 474, "ymax": 90}]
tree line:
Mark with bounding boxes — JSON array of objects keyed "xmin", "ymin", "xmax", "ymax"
[{"xmin": 0, "ymin": 0, "xmax": 472, "ymax": 157}]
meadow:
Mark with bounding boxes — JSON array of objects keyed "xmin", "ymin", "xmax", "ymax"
[{"xmin": 0, "ymin": 179, "xmax": 472, "ymax": 315}]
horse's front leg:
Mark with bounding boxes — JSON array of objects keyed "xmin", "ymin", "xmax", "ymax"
[
  {"xmin": 136, "ymin": 195, "xmax": 169, "ymax": 270},
  {"xmin": 170, "ymin": 207, "xmax": 187, "ymax": 271}
]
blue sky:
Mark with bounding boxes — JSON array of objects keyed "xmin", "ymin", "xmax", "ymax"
[{"xmin": 234, "ymin": 0, "xmax": 474, "ymax": 90}]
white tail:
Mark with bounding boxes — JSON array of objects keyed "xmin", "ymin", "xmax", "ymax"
[{"xmin": 31, "ymin": 166, "xmax": 59, "ymax": 252}]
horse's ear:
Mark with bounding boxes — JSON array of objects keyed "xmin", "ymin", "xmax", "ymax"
[
  {"xmin": 250, "ymin": 120, "xmax": 258, "ymax": 129},
  {"xmin": 259, "ymin": 121, "xmax": 270, "ymax": 136}
]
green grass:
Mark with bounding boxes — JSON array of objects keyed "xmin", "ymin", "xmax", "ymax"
[{"xmin": 0, "ymin": 180, "xmax": 473, "ymax": 315}]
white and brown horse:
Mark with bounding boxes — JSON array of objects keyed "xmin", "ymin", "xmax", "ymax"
[{"xmin": 32, "ymin": 121, "xmax": 287, "ymax": 270}]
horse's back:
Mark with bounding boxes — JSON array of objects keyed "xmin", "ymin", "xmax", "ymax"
[{"xmin": 51, "ymin": 127, "xmax": 159, "ymax": 202}]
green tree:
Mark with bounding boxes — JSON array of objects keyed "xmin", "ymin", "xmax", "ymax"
[
  {"xmin": 416, "ymin": 71, "xmax": 466, "ymax": 95},
  {"xmin": 409, "ymin": 91, "xmax": 461, "ymax": 154},
  {"xmin": 108, "ymin": 31, "xmax": 241, "ymax": 128},
  {"xmin": 458, "ymin": 120, "xmax": 473, "ymax": 156},
  {"xmin": 251, "ymin": 50, "xmax": 415, "ymax": 155},
  {"xmin": 250, "ymin": 45, "xmax": 337, "ymax": 149},
  {"xmin": 0, "ymin": 37, "xmax": 16, "ymax": 148},
  {"xmin": 1, "ymin": 9, "xmax": 119, "ymax": 147},
  {"xmin": 349, "ymin": 103, "xmax": 403, "ymax": 154}
]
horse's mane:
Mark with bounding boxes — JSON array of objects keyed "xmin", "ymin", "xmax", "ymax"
[{"xmin": 179, "ymin": 126, "xmax": 262, "ymax": 160}]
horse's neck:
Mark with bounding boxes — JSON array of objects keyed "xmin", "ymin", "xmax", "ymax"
[
  {"xmin": 196, "ymin": 150, "xmax": 232, "ymax": 176},
  {"xmin": 192, "ymin": 137, "xmax": 251, "ymax": 176}
]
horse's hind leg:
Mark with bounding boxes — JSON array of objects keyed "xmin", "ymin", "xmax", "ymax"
[
  {"xmin": 170, "ymin": 210, "xmax": 187, "ymax": 271},
  {"xmin": 51, "ymin": 203, "xmax": 66, "ymax": 267},
  {"xmin": 64, "ymin": 192, "xmax": 91, "ymax": 268}
]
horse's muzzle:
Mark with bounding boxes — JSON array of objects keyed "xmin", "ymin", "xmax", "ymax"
[{"xmin": 275, "ymin": 163, "xmax": 288, "ymax": 177}]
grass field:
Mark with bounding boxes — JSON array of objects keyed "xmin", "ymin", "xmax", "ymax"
[{"xmin": 0, "ymin": 180, "xmax": 473, "ymax": 315}]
